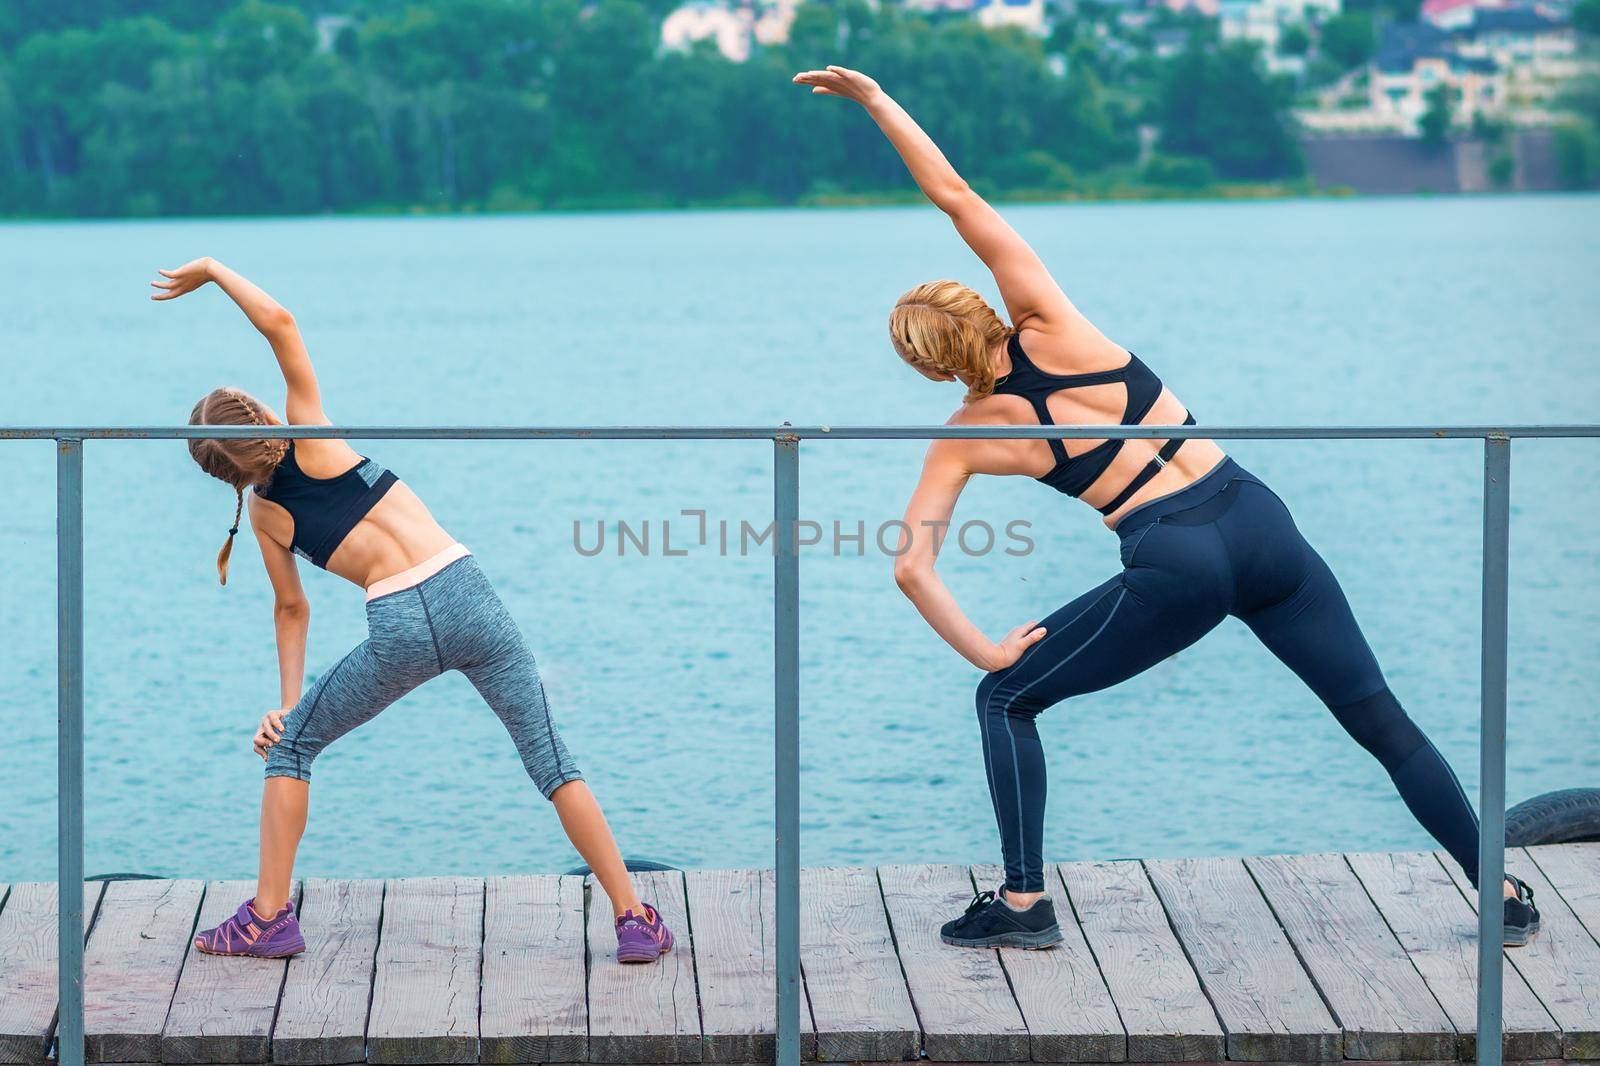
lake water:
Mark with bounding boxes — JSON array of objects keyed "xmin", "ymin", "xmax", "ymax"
[{"xmin": 1, "ymin": 195, "xmax": 1597, "ymax": 882}]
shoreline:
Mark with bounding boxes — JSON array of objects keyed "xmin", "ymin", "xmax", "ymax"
[{"xmin": 4, "ymin": 184, "xmax": 1596, "ymax": 225}]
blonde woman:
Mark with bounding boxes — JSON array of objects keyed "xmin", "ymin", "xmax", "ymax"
[
  {"xmin": 792, "ymin": 65, "xmax": 1538, "ymax": 948},
  {"xmin": 157, "ymin": 257, "xmax": 673, "ymax": 963}
]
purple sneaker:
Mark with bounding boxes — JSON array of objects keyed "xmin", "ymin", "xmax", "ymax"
[
  {"xmin": 615, "ymin": 903, "xmax": 674, "ymax": 964},
  {"xmin": 194, "ymin": 898, "xmax": 306, "ymax": 958}
]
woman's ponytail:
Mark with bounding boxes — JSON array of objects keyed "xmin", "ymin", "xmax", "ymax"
[{"xmin": 218, "ymin": 486, "xmax": 244, "ymax": 585}]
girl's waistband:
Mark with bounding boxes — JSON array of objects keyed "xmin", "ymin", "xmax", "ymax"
[
  {"xmin": 365, "ymin": 543, "xmax": 472, "ymax": 601},
  {"xmin": 1114, "ymin": 457, "xmax": 1257, "ymax": 535}
]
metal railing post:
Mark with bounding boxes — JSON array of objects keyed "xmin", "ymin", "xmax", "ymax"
[
  {"xmin": 56, "ymin": 437, "xmax": 86, "ymax": 1066},
  {"xmin": 1476, "ymin": 434, "xmax": 1510, "ymax": 1066},
  {"xmin": 773, "ymin": 434, "xmax": 802, "ymax": 1066}
]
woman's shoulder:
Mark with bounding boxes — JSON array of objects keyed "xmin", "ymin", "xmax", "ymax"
[{"xmin": 1015, "ymin": 321, "xmax": 1130, "ymax": 376}]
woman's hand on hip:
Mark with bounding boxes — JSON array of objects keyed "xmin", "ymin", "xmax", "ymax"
[
  {"xmin": 792, "ymin": 65, "xmax": 883, "ymax": 108},
  {"xmin": 150, "ymin": 257, "xmax": 215, "ymax": 301},
  {"xmin": 253, "ymin": 708, "xmax": 289, "ymax": 759},
  {"xmin": 988, "ymin": 620, "xmax": 1048, "ymax": 672}
]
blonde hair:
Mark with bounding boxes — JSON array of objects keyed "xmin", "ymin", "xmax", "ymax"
[
  {"xmin": 887, "ymin": 280, "xmax": 1013, "ymax": 403},
  {"xmin": 187, "ymin": 388, "xmax": 288, "ymax": 585}
]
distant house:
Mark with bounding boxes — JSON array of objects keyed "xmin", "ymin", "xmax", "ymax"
[
  {"xmin": 1158, "ymin": 0, "xmax": 1221, "ymax": 17},
  {"xmin": 1220, "ymin": 0, "xmax": 1341, "ymax": 56},
  {"xmin": 659, "ymin": 0, "xmax": 799, "ymax": 61},
  {"xmin": 903, "ymin": 0, "xmax": 1050, "ymax": 32},
  {"xmin": 1369, "ymin": 21, "xmax": 1502, "ymax": 132},
  {"xmin": 1421, "ymin": 0, "xmax": 1486, "ymax": 30},
  {"xmin": 661, "ymin": 2, "xmax": 754, "ymax": 61}
]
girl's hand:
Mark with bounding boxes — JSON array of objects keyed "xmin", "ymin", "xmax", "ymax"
[
  {"xmin": 253, "ymin": 708, "xmax": 289, "ymax": 759},
  {"xmin": 988, "ymin": 620, "xmax": 1048, "ymax": 672},
  {"xmin": 792, "ymin": 65, "xmax": 883, "ymax": 107},
  {"xmin": 150, "ymin": 257, "xmax": 215, "ymax": 301}
]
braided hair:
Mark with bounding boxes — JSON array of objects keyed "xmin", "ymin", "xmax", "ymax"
[
  {"xmin": 887, "ymin": 280, "xmax": 1014, "ymax": 403},
  {"xmin": 187, "ymin": 388, "xmax": 289, "ymax": 585}
]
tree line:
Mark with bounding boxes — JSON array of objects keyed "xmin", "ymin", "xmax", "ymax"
[{"xmin": 0, "ymin": 0, "xmax": 1306, "ymax": 217}]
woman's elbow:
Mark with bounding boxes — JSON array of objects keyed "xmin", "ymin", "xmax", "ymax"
[
  {"xmin": 893, "ymin": 557, "xmax": 932, "ymax": 594},
  {"xmin": 936, "ymin": 181, "xmax": 979, "ymax": 217}
]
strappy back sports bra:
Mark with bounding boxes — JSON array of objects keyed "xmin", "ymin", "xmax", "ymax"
[
  {"xmin": 993, "ymin": 332, "xmax": 1196, "ymax": 516},
  {"xmin": 255, "ymin": 442, "xmax": 398, "ymax": 569}
]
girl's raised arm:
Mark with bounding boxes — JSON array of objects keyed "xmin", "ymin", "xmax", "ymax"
[
  {"xmin": 794, "ymin": 65, "xmax": 1084, "ymax": 337},
  {"xmin": 152, "ymin": 257, "xmax": 327, "ymax": 425}
]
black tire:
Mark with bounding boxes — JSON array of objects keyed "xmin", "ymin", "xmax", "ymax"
[{"xmin": 1504, "ymin": 788, "xmax": 1600, "ymax": 846}]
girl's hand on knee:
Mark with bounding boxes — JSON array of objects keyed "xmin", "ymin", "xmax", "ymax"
[
  {"xmin": 254, "ymin": 708, "xmax": 288, "ymax": 759},
  {"xmin": 988, "ymin": 621, "xmax": 1048, "ymax": 671}
]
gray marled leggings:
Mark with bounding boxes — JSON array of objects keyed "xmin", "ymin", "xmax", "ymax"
[{"xmin": 264, "ymin": 555, "xmax": 583, "ymax": 797}]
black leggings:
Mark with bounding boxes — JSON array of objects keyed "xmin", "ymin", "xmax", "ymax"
[{"xmin": 976, "ymin": 458, "xmax": 1482, "ymax": 893}]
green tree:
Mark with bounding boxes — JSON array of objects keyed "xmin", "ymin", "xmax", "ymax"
[
  {"xmin": 215, "ymin": 1, "xmax": 314, "ymax": 82},
  {"xmin": 1573, "ymin": 0, "xmax": 1600, "ymax": 36},
  {"xmin": 1279, "ymin": 23, "xmax": 1311, "ymax": 57},
  {"xmin": 1419, "ymin": 82, "xmax": 1454, "ymax": 146},
  {"xmin": 1319, "ymin": 12, "xmax": 1375, "ymax": 69},
  {"xmin": 1157, "ymin": 41, "xmax": 1302, "ymax": 179}
]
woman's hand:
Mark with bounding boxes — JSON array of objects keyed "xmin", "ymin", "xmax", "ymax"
[
  {"xmin": 987, "ymin": 620, "xmax": 1048, "ymax": 672},
  {"xmin": 150, "ymin": 257, "xmax": 216, "ymax": 301},
  {"xmin": 253, "ymin": 708, "xmax": 289, "ymax": 759},
  {"xmin": 792, "ymin": 65, "xmax": 883, "ymax": 108}
]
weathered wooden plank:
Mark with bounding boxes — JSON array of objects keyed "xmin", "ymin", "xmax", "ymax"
[
  {"xmin": 1442, "ymin": 847, "xmax": 1600, "ymax": 1059},
  {"xmin": 480, "ymin": 875, "xmax": 587, "ymax": 1065},
  {"xmin": 83, "ymin": 878, "xmax": 205, "ymax": 1062},
  {"xmin": 1526, "ymin": 842, "xmax": 1600, "ymax": 940},
  {"xmin": 1059, "ymin": 860, "xmax": 1224, "ymax": 1062},
  {"xmin": 1247, "ymin": 853, "xmax": 1455, "ymax": 1060},
  {"xmin": 683, "ymin": 868, "xmax": 818, "ymax": 1063},
  {"xmin": 1145, "ymin": 857, "xmax": 1340, "ymax": 1061},
  {"xmin": 366, "ymin": 877, "xmax": 482, "ymax": 1065},
  {"xmin": 798, "ymin": 866, "xmax": 918, "ymax": 1063},
  {"xmin": 160, "ymin": 881, "xmax": 300, "ymax": 1063},
  {"xmin": 1347, "ymin": 851, "xmax": 1560, "ymax": 1061},
  {"xmin": 878, "ymin": 863, "xmax": 1028, "ymax": 1062},
  {"xmin": 272, "ymin": 878, "xmax": 382, "ymax": 1065},
  {"xmin": 587, "ymin": 869, "xmax": 701, "ymax": 1064},
  {"xmin": 0, "ymin": 882, "xmax": 103, "ymax": 1064},
  {"xmin": 970, "ymin": 864, "xmax": 1125, "ymax": 1063}
]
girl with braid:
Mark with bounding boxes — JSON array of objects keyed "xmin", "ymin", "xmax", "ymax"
[
  {"xmin": 791, "ymin": 65, "xmax": 1539, "ymax": 949},
  {"xmin": 161, "ymin": 257, "xmax": 673, "ymax": 963}
]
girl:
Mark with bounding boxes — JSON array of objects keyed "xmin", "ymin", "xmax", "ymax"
[
  {"xmin": 157, "ymin": 257, "xmax": 672, "ymax": 963},
  {"xmin": 791, "ymin": 65, "xmax": 1538, "ymax": 949}
]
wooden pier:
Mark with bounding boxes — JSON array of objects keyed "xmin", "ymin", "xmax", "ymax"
[{"xmin": 1, "ymin": 845, "xmax": 1598, "ymax": 1065}]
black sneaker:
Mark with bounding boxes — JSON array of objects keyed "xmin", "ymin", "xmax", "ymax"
[
  {"xmin": 939, "ymin": 889, "xmax": 1063, "ymax": 949},
  {"xmin": 1504, "ymin": 874, "xmax": 1541, "ymax": 947}
]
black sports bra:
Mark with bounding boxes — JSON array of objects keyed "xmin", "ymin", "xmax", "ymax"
[
  {"xmin": 993, "ymin": 333, "xmax": 1195, "ymax": 515},
  {"xmin": 255, "ymin": 443, "xmax": 398, "ymax": 569}
]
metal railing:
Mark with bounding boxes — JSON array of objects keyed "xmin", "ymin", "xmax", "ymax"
[{"xmin": 8, "ymin": 421, "xmax": 1598, "ymax": 1066}]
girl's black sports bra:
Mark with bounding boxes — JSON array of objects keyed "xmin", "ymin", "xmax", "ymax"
[
  {"xmin": 254, "ymin": 442, "xmax": 398, "ymax": 569},
  {"xmin": 992, "ymin": 332, "xmax": 1196, "ymax": 515}
]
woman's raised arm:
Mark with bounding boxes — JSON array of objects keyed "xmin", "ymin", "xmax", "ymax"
[
  {"xmin": 794, "ymin": 65, "xmax": 1078, "ymax": 335},
  {"xmin": 152, "ymin": 257, "xmax": 327, "ymax": 425}
]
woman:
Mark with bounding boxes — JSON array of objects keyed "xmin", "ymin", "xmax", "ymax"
[
  {"xmin": 156, "ymin": 257, "xmax": 673, "ymax": 963},
  {"xmin": 792, "ymin": 65, "xmax": 1538, "ymax": 949}
]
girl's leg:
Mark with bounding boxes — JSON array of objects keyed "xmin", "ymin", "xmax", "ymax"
[
  {"xmin": 256, "ymin": 777, "xmax": 308, "ymax": 915},
  {"xmin": 977, "ymin": 548, "xmax": 1227, "ymax": 903},
  {"xmin": 550, "ymin": 780, "xmax": 643, "ymax": 916},
  {"xmin": 459, "ymin": 626, "xmax": 642, "ymax": 917},
  {"xmin": 259, "ymin": 636, "xmax": 426, "ymax": 909}
]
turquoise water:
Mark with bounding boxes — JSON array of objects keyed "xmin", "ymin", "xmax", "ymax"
[{"xmin": 1, "ymin": 196, "xmax": 1597, "ymax": 882}]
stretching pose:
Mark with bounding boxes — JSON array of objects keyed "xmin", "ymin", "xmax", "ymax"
[
  {"xmin": 793, "ymin": 66, "xmax": 1540, "ymax": 949},
  {"xmin": 157, "ymin": 257, "xmax": 673, "ymax": 963}
]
